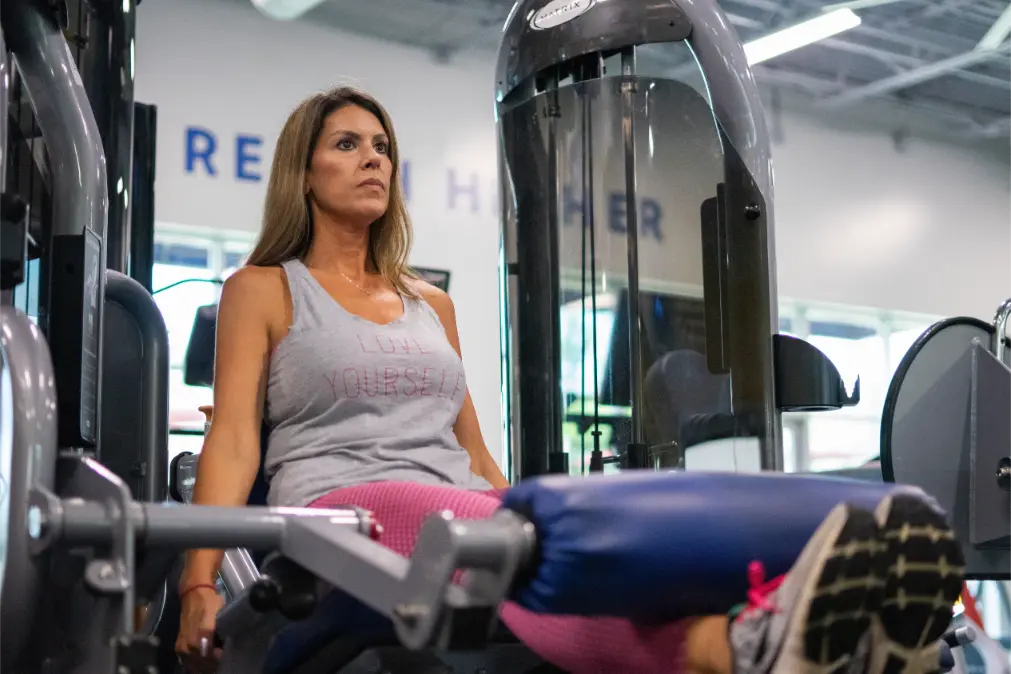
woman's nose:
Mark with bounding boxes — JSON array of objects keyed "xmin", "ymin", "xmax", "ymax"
[{"xmin": 361, "ymin": 147, "xmax": 382, "ymax": 169}]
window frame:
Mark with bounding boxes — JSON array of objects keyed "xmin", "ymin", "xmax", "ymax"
[{"xmin": 778, "ymin": 296, "xmax": 941, "ymax": 472}]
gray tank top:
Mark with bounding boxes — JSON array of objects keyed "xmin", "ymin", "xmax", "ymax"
[{"xmin": 263, "ymin": 259, "xmax": 492, "ymax": 507}]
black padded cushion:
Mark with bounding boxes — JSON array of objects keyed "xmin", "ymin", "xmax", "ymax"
[{"xmin": 184, "ymin": 303, "xmax": 217, "ymax": 387}]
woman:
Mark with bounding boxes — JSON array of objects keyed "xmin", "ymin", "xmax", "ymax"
[{"xmin": 175, "ymin": 86, "xmax": 962, "ymax": 674}]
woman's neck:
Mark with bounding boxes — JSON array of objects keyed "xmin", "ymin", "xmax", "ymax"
[{"xmin": 305, "ymin": 213, "xmax": 372, "ymax": 279}]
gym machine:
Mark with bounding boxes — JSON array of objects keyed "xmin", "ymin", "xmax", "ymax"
[
  {"xmin": 0, "ymin": 0, "xmax": 1004, "ymax": 672},
  {"xmin": 495, "ymin": 0, "xmax": 860, "ymax": 481}
]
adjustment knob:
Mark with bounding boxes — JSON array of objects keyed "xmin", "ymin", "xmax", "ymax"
[{"xmin": 996, "ymin": 457, "xmax": 1010, "ymax": 492}]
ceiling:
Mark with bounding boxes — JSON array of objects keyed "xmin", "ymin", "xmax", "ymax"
[{"xmin": 289, "ymin": 0, "xmax": 1011, "ymax": 139}]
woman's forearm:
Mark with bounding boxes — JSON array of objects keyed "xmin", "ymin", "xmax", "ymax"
[
  {"xmin": 481, "ymin": 453, "xmax": 510, "ymax": 489},
  {"xmin": 179, "ymin": 430, "xmax": 261, "ymax": 589}
]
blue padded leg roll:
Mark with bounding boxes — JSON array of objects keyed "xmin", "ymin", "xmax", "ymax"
[{"xmin": 500, "ymin": 471, "xmax": 927, "ymax": 622}]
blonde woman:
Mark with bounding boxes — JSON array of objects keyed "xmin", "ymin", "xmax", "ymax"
[{"xmin": 175, "ymin": 86, "xmax": 962, "ymax": 674}]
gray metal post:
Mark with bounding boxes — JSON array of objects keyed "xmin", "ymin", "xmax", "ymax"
[
  {"xmin": 3, "ymin": 0, "xmax": 108, "ymax": 241},
  {"xmin": 1, "ymin": 29, "xmax": 8, "ymax": 190},
  {"xmin": 0, "ymin": 29, "xmax": 10, "ymax": 309},
  {"xmin": 991, "ymin": 298, "xmax": 1011, "ymax": 363},
  {"xmin": 620, "ymin": 48, "xmax": 646, "ymax": 452},
  {"xmin": 0, "ymin": 306, "xmax": 59, "ymax": 669},
  {"xmin": 4, "ymin": 0, "xmax": 109, "ymax": 451}
]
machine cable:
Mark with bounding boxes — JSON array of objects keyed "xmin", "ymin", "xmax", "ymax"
[
  {"xmin": 578, "ymin": 57, "xmax": 605, "ymax": 475},
  {"xmin": 619, "ymin": 47, "xmax": 648, "ymax": 470}
]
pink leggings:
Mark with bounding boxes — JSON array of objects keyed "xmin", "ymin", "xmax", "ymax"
[{"xmin": 308, "ymin": 481, "xmax": 696, "ymax": 674}]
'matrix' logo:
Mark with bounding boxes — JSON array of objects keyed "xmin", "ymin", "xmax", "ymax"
[{"xmin": 530, "ymin": 0, "xmax": 596, "ymax": 30}]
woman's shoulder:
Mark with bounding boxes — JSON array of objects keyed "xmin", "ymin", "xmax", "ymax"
[
  {"xmin": 221, "ymin": 265, "xmax": 290, "ymax": 315},
  {"xmin": 405, "ymin": 275, "xmax": 450, "ymax": 306},
  {"xmin": 225, "ymin": 264, "xmax": 286, "ymax": 292}
]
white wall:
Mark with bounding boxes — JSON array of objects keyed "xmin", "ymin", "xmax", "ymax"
[
  {"xmin": 769, "ymin": 113, "xmax": 1010, "ymax": 320},
  {"xmin": 136, "ymin": 0, "xmax": 1010, "ymax": 467}
]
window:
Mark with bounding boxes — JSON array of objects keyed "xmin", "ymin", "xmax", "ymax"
[
  {"xmin": 778, "ymin": 299, "xmax": 939, "ymax": 473},
  {"xmin": 153, "ymin": 225, "xmax": 256, "ymax": 465}
]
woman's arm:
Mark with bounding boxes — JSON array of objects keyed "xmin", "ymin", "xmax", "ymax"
[
  {"xmin": 179, "ymin": 266, "xmax": 281, "ymax": 590},
  {"xmin": 420, "ymin": 284, "xmax": 510, "ymax": 489}
]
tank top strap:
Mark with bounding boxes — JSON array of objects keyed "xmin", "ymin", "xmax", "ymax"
[
  {"xmin": 280, "ymin": 258, "xmax": 332, "ymax": 332},
  {"xmin": 410, "ymin": 294, "xmax": 447, "ymax": 335}
]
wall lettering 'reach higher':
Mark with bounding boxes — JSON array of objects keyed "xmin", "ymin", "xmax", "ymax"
[
  {"xmin": 530, "ymin": 0, "xmax": 596, "ymax": 30},
  {"xmin": 181, "ymin": 124, "xmax": 666, "ymax": 238}
]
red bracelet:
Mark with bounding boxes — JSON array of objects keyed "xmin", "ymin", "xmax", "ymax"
[{"xmin": 179, "ymin": 583, "xmax": 218, "ymax": 600}]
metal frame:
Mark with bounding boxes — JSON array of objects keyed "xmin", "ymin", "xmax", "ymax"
[
  {"xmin": 4, "ymin": 0, "xmax": 109, "ymax": 451},
  {"xmin": 11, "ymin": 430, "xmax": 535, "ymax": 671},
  {"xmin": 496, "ymin": 0, "xmax": 785, "ymax": 479},
  {"xmin": 79, "ymin": 0, "xmax": 137, "ymax": 274}
]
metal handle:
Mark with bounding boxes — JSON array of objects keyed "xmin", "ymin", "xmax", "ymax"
[{"xmin": 991, "ymin": 298, "xmax": 1011, "ymax": 363}]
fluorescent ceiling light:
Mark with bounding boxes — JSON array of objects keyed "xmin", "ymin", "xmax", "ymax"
[
  {"xmin": 250, "ymin": 0, "xmax": 327, "ymax": 20},
  {"xmin": 976, "ymin": 3, "xmax": 1011, "ymax": 51},
  {"xmin": 744, "ymin": 9, "xmax": 862, "ymax": 66},
  {"xmin": 820, "ymin": 0, "xmax": 909, "ymax": 13}
]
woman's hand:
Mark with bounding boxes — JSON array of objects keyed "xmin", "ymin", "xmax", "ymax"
[{"xmin": 175, "ymin": 586, "xmax": 225, "ymax": 673}]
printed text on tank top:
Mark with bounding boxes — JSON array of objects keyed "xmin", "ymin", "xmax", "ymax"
[{"xmin": 322, "ymin": 333, "xmax": 466, "ymax": 403}]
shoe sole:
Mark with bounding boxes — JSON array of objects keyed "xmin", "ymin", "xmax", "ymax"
[
  {"xmin": 772, "ymin": 504, "xmax": 887, "ymax": 674},
  {"xmin": 868, "ymin": 491, "xmax": 966, "ymax": 674}
]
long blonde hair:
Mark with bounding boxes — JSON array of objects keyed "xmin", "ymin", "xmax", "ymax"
[{"xmin": 246, "ymin": 86, "xmax": 416, "ymax": 297}]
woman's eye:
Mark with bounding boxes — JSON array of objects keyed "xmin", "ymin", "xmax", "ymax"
[
  {"xmin": 375, "ymin": 141, "xmax": 388, "ymax": 154},
  {"xmin": 337, "ymin": 138, "xmax": 355, "ymax": 150}
]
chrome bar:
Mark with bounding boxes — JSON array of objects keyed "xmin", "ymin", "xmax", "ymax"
[
  {"xmin": 992, "ymin": 298, "xmax": 1011, "ymax": 363},
  {"xmin": 621, "ymin": 48, "xmax": 645, "ymax": 448}
]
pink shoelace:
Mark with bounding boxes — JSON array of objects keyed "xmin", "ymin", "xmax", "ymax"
[{"xmin": 737, "ymin": 560, "xmax": 785, "ymax": 621}]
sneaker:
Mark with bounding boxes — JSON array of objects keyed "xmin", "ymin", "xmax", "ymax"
[
  {"xmin": 867, "ymin": 489, "xmax": 966, "ymax": 674},
  {"xmin": 729, "ymin": 502, "xmax": 887, "ymax": 674}
]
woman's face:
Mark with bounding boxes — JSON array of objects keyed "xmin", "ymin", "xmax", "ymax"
[{"xmin": 305, "ymin": 104, "xmax": 392, "ymax": 228}]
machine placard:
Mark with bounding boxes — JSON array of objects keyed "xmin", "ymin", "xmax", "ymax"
[{"xmin": 79, "ymin": 229, "xmax": 102, "ymax": 443}]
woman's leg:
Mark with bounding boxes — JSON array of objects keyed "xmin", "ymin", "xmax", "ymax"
[
  {"xmin": 308, "ymin": 482, "xmax": 714, "ymax": 673},
  {"xmin": 307, "ymin": 483, "xmax": 963, "ymax": 674}
]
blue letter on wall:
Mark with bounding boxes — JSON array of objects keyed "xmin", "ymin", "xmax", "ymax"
[
  {"xmin": 447, "ymin": 169, "xmax": 480, "ymax": 212},
  {"xmin": 185, "ymin": 127, "xmax": 218, "ymax": 176},
  {"xmin": 641, "ymin": 198, "xmax": 663, "ymax": 241},
  {"xmin": 235, "ymin": 135, "xmax": 263, "ymax": 182}
]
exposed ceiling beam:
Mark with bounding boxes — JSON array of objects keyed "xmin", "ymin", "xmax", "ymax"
[
  {"xmin": 977, "ymin": 2, "xmax": 1011, "ymax": 50},
  {"xmin": 818, "ymin": 37, "xmax": 1011, "ymax": 89},
  {"xmin": 819, "ymin": 45, "xmax": 1011, "ymax": 107}
]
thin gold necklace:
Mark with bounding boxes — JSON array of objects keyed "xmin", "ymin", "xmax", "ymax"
[{"xmin": 340, "ymin": 271, "xmax": 374, "ymax": 296}]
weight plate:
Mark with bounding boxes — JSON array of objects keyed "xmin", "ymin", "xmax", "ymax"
[{"xmin": 880, "ymin": 316, "xmax": 1010, "ymax": 578}]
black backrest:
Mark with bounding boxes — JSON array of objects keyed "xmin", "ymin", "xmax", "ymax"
[
  {"xmin": 184, "ymin": 303, "xmax": 217, "ymax": 387},
  {"xmin": 101, "ymin": 271, "xmax": 170, "ymax": 501},
  {"xmin": 167, "ymin": 423, "xmax": 272, "ymax": 507}
]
